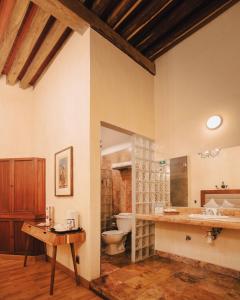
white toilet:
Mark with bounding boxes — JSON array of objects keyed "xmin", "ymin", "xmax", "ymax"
[{"xmin": 102, "ymin": 213, "xmax": 132, "ymax": 255}]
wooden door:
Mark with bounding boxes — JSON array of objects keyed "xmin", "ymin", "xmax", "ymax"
[
  {"xmin": 13, "ymin": 159, "xmax": 35, "ymax": 213},
  {"xmin": 0, "ymin": 160, "xmax": 11, "ymax": 214}
]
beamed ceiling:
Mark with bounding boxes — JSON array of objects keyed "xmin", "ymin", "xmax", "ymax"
[{"xmin": 0, "ymin": 0, "xmax": 239, "ymax": 89}]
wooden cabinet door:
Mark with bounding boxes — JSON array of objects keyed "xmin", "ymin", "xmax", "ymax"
[
  {"xmin": 36, "ymin": 159, "xmax": 46, "ymax": 215},
  {"xmin": 0, "ymin": 160, "xmax": 11, "ymax": 214},
  {"xmin": 13, "ymin": 159, "xmax": 35, "ymax": 213},
  {"xmin": 0, "ymin": 221, "xmax": 12, "ymax": 253},
  {"xmin": 13, "ymin": 221, "xmax": 27, "ymax": 254}
]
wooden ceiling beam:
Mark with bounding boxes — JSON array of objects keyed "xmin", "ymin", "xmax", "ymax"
[
  {"xmin": 29, "ymin": 27, "xmax": 72, "ymax": 87},
  {"xmin": 20, "ymin": 20, "xmax": 67, "ymax": 89},
  {"xmin": 0, "ymin": 0, "xmax": 16, "ymax": 41},
  {"xmin": 120, "ymin": 0, "xmax": 174, "ymax": 40},
  {"xmin": 107, "ymin": 0, "xmax": 138, "ymax": 28},
  {"xmin": 31, "ymin": 0, "xmax": 155, "ymax": 75},
  {"xmin": 138, "ymin": 0, "xmax": 204, "ymax": 53},
  {"xmin": 0, "ymin": 0, "xmax": 30, "ymax": 74},
  {"xmin": 7, "ymin": 8, "xmax": 50, "ymax": 85},
  {"xmin": 148, "ymin": 0, "xmax": 239, "ymax": 61}
]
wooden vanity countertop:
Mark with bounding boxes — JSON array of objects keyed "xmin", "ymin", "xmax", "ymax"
[{"xmin": 136, "ymin": 213, "xmax": 240, "ymax": 230}]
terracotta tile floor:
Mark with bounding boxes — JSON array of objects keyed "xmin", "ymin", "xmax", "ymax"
[
  {"xmin": 101, "ymin": 253, "xmax": 131, "ymax": 276},
  {"xmin": 92, "ymin": 256, "xmax": 240, "ymax": 300}
]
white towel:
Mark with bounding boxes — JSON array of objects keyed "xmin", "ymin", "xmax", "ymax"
[{"xmin": 204, "ymin": 198, "xmax": 219, "ymax": 208}]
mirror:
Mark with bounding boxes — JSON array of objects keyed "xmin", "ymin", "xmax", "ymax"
[{"xmin": 161, "ymin": 144, "xmax": 240, "ymax": 208}]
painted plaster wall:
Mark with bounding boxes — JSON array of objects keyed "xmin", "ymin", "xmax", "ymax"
[
  {"xmin": 90, "ymin": 29, "xmax": 155, "ymax": 278},
  {"xmin": 32, "ymin": 31, "xmax": 92, "ymax": 280},
  {"xmin": 154, "ymin": 3, "xmax": 240, "ymax": 270},
  {"xmin": 0, "ymin": 77, "xmax": 33, "ymax": 157}
]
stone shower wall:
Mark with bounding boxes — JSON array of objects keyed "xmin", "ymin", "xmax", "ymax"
[{"xmin": 101, "ymin": 150, "xmax": 132, "ymax": 232}]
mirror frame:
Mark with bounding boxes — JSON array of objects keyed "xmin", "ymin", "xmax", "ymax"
[{"xmin": 201, "ymin": 189, "xmax": 240, "ymax": 206}]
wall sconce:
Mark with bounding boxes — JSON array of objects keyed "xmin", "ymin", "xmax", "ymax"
[
  {"xmin": 206, "ymin": 115, "xmax": 223, "ymax": 130},
  {"xmin": 198, "ymin": 148, "xmax": 221, "ymax": 158}
]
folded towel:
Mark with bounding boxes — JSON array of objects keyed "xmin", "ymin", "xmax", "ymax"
[
  {"xmin": 221, "ymin": 199, "xmax": 234, "ymax": 208},
  {"xmin": 204, "ymin": 198, "xmax": 219, "ymax": 208}
]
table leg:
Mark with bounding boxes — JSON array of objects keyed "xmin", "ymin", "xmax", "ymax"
[
  {"xmin": 70, "ymin": 243, "xmax": 80, "ymax": 285},
  {"xmin": 50, "ymin": 246, "xmax": 57, "ymax": 295},
  {"xmin": 23, "ymin": 235, "xmax": 30, "ymax": 267},
  {"xmin": 44, "ymin": 243, "xmax": 48, "ymax": 262}
]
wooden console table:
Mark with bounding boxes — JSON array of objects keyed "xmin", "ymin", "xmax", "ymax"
[{"xmin": 21, "ymin": 222, "xmax": 86, "ymax": 295}]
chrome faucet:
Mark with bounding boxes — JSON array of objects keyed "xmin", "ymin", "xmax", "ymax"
[{"xmin": 204, "ymin": 207, "xmax": 221, "ymax": 216}]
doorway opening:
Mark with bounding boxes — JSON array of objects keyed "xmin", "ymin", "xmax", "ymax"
[{"xmin": 100, "ymin": 124, "xmax": 133, "ymax": 276}]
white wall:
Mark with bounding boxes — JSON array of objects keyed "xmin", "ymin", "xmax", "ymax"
[
  {"xmin": 190, "ymin": 145, "xmax": 240, "ymax": 206},
  {"xmin": 32, "ymin": 31, "xmax": 92, "ymax": 280},
  {"xmin": 155, "ymin": 223, "xmax": 240, "ymax": 270},
  {"xmin": 154, "ymin": 3, "xmax": 240, "ymax": 159},
  {"xmin": 154, "ymin": 3, "xmax": 240, "ymax": 270},
  {"xmin": 90, "ymin": 29, "xmax": 155, "ymax": 279},
  {"xmin": 0, "ymin": 77, "xmax": 33, "ymax": 157}
]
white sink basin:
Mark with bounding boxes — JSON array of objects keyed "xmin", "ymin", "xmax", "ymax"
[
  {"xmin": 188, "ymin": 214, "xmax": 229, "ymax": 220},
  {"xmin": 188, "ymin": 214, "xmax": 240, "ymax": 222}
]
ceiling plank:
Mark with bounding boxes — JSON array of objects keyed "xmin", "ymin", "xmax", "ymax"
[
  {"xmin": 107, "ymin": 0, "xmax": 138, "ymax": 28},
  {"xmin": 138, "ymin": 0, "xmax": 204, "ymax": 53},
  {"xmin": 120, "ymin": 0, "xmax": 174, "ymax": 40},
  {"xmin": 91, "ymin": 0, "xmax": 112, "ymax": 17},
  {"xmin": 149, "ymin": 0, "xmax": 239, "ymax": 61},
  {"xmin": 113, "ymin": 0, "xmax": 144, "ymax": 30},
  {"xmin": 0, "ymin": 0, "xmax": 30, "ymax": 74},
  {"xmin": 84, "ymin": 0, "xmax": 94, "ymax": 9},
  {"xmin": 31, "ymin": 0, "xmax": 155, "ymax": 75},
  {"xmin": 20, "ymin": 20, "xmax": 66, "ymax": 89},
  {"xmin": 7, "ymin": 8, "xmax": 50, "ymax": 85}
]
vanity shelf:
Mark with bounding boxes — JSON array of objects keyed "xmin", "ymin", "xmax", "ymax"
[{"xmin": 136, "ymin": 212, "xmax": 240, "ymax": 230}]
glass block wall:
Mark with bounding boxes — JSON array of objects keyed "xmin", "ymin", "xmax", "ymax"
[
  {"xmin": 131, "ymin": 136, "xmax": 171, "ymax": 262},
  {"xmin": 159, "ymin": 160, "xmax": 171, "ymax": 207},
  {"xmin": 131, "ymin": 135, "xmax": 155, "ymax": 262}
]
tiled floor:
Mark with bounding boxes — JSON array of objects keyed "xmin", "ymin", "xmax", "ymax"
[
  {"xmin": 101, "ymin": 253, "xmax": 131, "ymax": 276},
  {"xmin": 92, "ymin": 256, "xmax": 240, "ymax": 300}
]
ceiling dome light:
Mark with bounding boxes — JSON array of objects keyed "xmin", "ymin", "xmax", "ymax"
[{"xmin": 206, "ymin": 115, "xmax": 223, "ymax": 130}]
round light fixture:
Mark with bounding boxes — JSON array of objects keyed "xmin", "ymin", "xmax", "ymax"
[{"xmin": 206, "ymin": 115, "xmax": 223, "ymax": 130}]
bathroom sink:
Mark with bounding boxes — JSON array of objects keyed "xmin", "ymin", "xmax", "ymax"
[
  {"xmin": 188, "ymin": 214, "xmax": 229, "ymax": 220},
  {"xmin": 188, "ymin": 214, "xmax": 240, "ymax": 222}
]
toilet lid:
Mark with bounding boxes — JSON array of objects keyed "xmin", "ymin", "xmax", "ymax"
[{"xmin": 102, "ymin": 230, "xmax": 124, "ymax": 235}]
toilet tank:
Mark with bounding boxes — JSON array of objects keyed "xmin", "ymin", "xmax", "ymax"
[{"xmin": 114, "ymin": 213, "xmax": 132, "ymax": 233}]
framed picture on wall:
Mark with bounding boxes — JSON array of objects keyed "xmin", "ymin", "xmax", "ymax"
[{"xmin": 55, "ymin": 146, "xmax": 73, "ymax": 196}]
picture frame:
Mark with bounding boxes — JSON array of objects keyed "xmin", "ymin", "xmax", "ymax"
[{"xmin": 55, "ymin": 146, "xmax": 73, "ymax": 196}]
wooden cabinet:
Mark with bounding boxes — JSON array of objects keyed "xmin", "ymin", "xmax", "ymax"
[{"xmin": 0, "ymin": 158, "xmax": 45, "ymax": 255}]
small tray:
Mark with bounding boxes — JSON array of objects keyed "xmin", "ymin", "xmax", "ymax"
[{"xmin": 50, "ymin": 227, "xmax": 83, "ymax": 234}]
